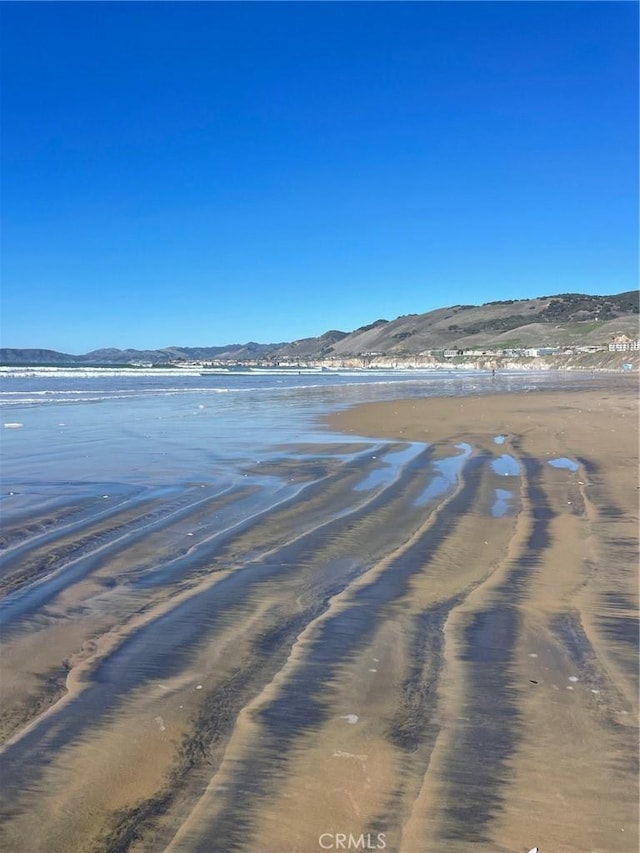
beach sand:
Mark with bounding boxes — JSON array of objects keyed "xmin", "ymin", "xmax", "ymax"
[
  {"xmin": 0, "ymin": 384, "xmax": 637, "ymax": 852},
  {"xmin": 326, "ymin": 386, "xmax": 639, "ymax": 853}
]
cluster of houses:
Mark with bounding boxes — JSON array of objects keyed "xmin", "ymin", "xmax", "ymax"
[
  {"xmin": 442, "ymin": 346, "xmax": 562, "ymax": 359},
  {"xmin": 607, "ymin": 335, "xmax": 640, "ymax": 352},
  {"xmin": 441, "ymin": 335, "xmax": 639, "ymax": 359},
  {"xmin": 162, "ymin": 333, "xmax": 639, "ymax": 370}
]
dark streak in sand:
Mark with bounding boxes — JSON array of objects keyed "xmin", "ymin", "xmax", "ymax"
[
  {"xmin": 574, "ymin": 455, "xmax": 626, "ymax": 520},
  {"xmin": 390, "ymin": 601, "xmax": 458, "ymax": 753},
  {"xmin": 96, "ymin": 610, "xmax": 326, "ymax": 853},
  {"xmin": 0, "ymin": 484, "xmax": 257, "ymax": 627},
  {"xmin": 440, "ymin": 453, "xmax": 554, "ymax": 841},
  {"xmin": 0, "ymin": 483, "xmax": 144, "ymax": 552},
  {"xmin": 364, "ymin": 599, "xmax": 463, "ymax": 845},
  {"xmin": 597, "ymin": 592, "xmax": 640, "ymax": 651},
  {"xmin": 0, "ymin": 662, "xmax": 71, "ymax": 745}
]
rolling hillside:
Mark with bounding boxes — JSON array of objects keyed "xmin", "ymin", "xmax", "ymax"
[
  {"xmin": 273, "ymin": 291, "xmax": 638, "ymax": 358},
  {"xmin": 1, "ymin": 291, "xmax": 637, "ymax": 364}
]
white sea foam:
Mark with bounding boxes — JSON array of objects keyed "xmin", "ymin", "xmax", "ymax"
[
  {"xmin": 0, "ymin": 366, "xmax": 205, "ymax": 380},
  {"xmin": 0, "ymin": 365, "xmax": 454, "ymax": 381}
]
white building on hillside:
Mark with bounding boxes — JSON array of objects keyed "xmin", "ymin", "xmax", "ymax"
[{"xmin": 608, "ymin": 335, "xmax": 640, "ymax": 352}]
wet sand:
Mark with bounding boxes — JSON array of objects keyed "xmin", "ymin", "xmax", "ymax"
[
  {"xmin": 0, "ymin": 385, "xmax": 637, "ymax": 852},
  {"xmin": 327, "ymin": 386, "xmax": 639, "ymax": 852}
]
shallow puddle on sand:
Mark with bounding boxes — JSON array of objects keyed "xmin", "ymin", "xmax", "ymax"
[
  {"xmin": 491, "ymin": 453, "xmax": 521, "ymax": 477},
  {"xmin": 414, "ymin": 442, "xmax": 472, "ymax": 506},
  {"xmin": 491, "ymin": 487, "xmax": 514, "ymax": 517},
  {"xmin": 353, "ymin": 443, "xmax": 423, "ymax": 492},
  {"xmin": 548, "ymin": 456, "xmax": 580, "ymax": 471}
]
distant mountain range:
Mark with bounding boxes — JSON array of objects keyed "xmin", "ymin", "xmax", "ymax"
[{"xmin": 2, "ymin": 291, "xmax": 638, "ymax": 364}]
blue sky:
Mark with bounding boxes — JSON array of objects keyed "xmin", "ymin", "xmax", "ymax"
[{"xmin": 2, "ymin": 1, "xmax": 637, "ymax": 352}]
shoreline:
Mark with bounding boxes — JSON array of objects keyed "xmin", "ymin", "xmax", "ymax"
[{"xmin": 1, "ymin": 357, "xmax": 638, "ymax": 379}]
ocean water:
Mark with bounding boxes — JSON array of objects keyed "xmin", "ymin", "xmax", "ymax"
[{"xmin": 0, "ymin": 365, "xmax": 594, "ymax": 498}]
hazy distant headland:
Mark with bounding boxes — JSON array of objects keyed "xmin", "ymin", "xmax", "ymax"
[{"xmin": 2, "ymin": 290, "xmax": 638, "ymax": 369}]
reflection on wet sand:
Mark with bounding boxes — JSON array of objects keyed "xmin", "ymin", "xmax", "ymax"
[{"xmin": 1, "ymin": 388, "xmax": 637, "ymax": 853}]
